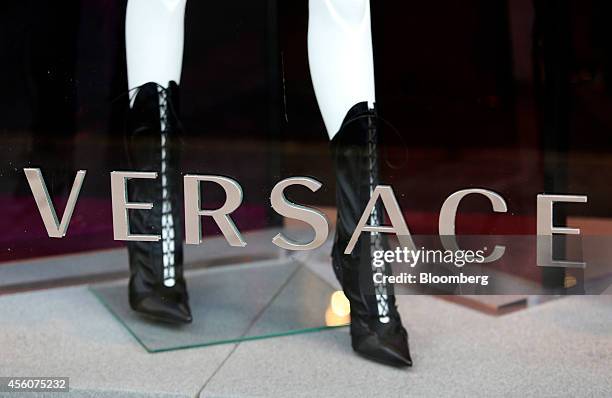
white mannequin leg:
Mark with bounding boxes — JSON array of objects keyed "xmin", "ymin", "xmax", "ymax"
[
  {"xmin": 308, "ymin": 0, "xmax": 376, "ymax": 139},
  {"xmin": 126, "ymin": 0, "xmax": 187, "ymax": 91}
]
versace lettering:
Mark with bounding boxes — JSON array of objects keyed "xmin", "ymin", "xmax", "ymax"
[{"xmin": 23, "ymin": 169, "xmax": 589, "ymax": 262}]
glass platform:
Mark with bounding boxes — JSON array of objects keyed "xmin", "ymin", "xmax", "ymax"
[{"xmin": 90, "ymin": 259, "xmax": 349, "ymax": 353}]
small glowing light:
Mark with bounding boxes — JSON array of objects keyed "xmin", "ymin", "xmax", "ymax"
[
  {"xmin": 325, "ymin": 291, "xmax": 351, "ymax": 327},
  {"xmin": 330, "ymin": 290, "xmax": 350, "ymax": 317}
]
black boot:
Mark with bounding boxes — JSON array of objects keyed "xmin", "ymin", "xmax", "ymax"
[
  {"xmin": 125, "ymin": 81, "xmax": 191, "ymax": 324},
  {"xmin": 331, "ymin": 102, "xmax": 412, "ymax": 367}
]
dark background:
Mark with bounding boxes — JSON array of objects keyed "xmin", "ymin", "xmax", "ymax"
[{"xmin": 2, "ymin": 0, "xmax": 612, "ymax": 262}]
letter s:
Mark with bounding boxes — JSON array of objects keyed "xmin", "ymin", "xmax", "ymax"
[{"xmin": 270, "ymin": 177, "xmax": 329, "ymax": 251}]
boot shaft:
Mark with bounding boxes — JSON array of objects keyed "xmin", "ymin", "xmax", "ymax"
[
  {"xmin": 125, "ymin": 82, "xmax": 185, "ymax": 293},
  {"xmin": 330, "ymin": 102, "xmax": 397, "ymax": 323}
]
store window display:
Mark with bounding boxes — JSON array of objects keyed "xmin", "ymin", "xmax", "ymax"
[{"xmin": 123, "ymin": 0, "xmax": 411, "ymax": 366}]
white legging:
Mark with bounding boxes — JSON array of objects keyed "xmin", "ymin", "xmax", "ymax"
[{"xmin": 125, "ymin": 0, "xmax": 376, "ymax": 139}]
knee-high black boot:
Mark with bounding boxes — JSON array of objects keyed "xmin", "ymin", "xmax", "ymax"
[
  {"xmin": 331, "ymin": 102, "xmax": 412, "ymax": 367},
  {"xmin": 125, "ymin": 81, "xmax": 191, "ymax": 324}
]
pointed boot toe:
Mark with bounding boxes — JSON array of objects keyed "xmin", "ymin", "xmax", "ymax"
[
  {"xmin": 352, "ymin": 323, "xmax": 413, "ymax": 367},
  {"xmin": 354, "ymin": 336, "xmax": 412, "ymax": 367},
  {"xmin": 175, "ymin": 302, "xmax": 193, "ymax": 323},
  {"xmin": 132, "ymin": 294, "xmax": 193, "ymax": 324}
]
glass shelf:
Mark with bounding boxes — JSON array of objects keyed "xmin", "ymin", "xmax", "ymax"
[{"xmin": 90, "ymin": 259, "xmax": 348, "ymax": 353}]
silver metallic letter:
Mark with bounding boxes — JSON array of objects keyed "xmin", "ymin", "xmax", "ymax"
[
  {"xmin": 345, "ymin": 185, "xmax": 414, "ymax": 254},
  {"xmin": 439, "ymin": 188, "xmax": 507, "ymax": 263},
  {"xmin": 184, "ymin": 175, "xmax": 246, "ymax": 247},
  {"xmin": 270, "ymin": 177, "xmax": 329, "ymax": 251},
  {"xmin": 536, "ymin": 194, "xmax": 587, "ymax": 268},
  {"xmin": 24, "ymin": 168, "xmax": 86, "ymax": 238},
  {"xmin": 110, "ymin": 171, "xmax": 160, "ymax": 242}
]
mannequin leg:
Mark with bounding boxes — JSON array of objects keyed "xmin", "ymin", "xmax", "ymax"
[
  {"xmin": 126, "ymin": 0, "xmax": 187, "ymax": 91},
  {"xmin": 308, "ymin": 0, "xmax": 376, "ymax": 138},
  {"xmin": 308, "ymin": 0, "xmax": 412, "ymax": 367},
  {"xmin": 123, "ymin": 0, "xmax": 191, "ymax": 324}
]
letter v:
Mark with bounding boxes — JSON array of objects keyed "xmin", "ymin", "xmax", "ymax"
[{"xmin": 24, "ymin": 168, "xmax": 86, "ymax": 238}]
